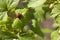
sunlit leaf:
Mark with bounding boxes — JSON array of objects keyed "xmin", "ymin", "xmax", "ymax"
[
  {"xmin": 0, "ymin": 0, "xmax": 19, "ymax": 11},
  {"xmin": 51, "ymin": 30, "xmax": 60, "ymax": 40},
  {"xmin": 0, "ymin": 11, "xmax": 8, "ymax": 24},
  {"xmin": 28, "ymin": 0, "xmax": 46, "ymax": 8},
  {"xmin": 34, "ymin": 6, "xmax": 45, "ymax": 21},
  {"xmin": 12, "ymin": 18, "xmax": 22, "ymax": 29},
  {"xmin": 51, "ymin": 4, "xmax": 60, "ymax": 18},
  {"xmin": 7, "ymin": 0, "xmax": 19, "ymax": 10}
]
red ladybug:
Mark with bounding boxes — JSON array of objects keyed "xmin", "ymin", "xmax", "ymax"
[{"xmin": 16, "ymin": 13, "xmax": 23, "ymax": 19}]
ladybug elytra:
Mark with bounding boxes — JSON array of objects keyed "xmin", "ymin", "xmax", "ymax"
[{"xmin": 16, "ymin": 13, "xmax": 23, "ymax": 19}]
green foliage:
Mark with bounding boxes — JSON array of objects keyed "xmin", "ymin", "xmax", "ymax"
[
  {"xmin": 30, "ymin": 19, "xmax": 44, "ymax": 37},
  {"xmin": 50, "ymin": 0, "xmax": 60, "ymax": 40},
  {"xmin": 0, "ymin": 11, "xmax": 8, "ymax": 24},
  {"xmin": 0, "ymin": 0, "xmax": 60, "ymax": 40},
  {"xmin": 51, "ymin": 4, "xmax": 60, "ymax": 18},
  {"xmin": 12, "ymin": 18, "xmax": 22, "ymax": 29},
  {"xmin": 0, "ymin": 0, "xmax": 19, "ymax": 11},
  {"xmin": 51, "ymin": 30, "xmax": 60, "ymax": 40},
  {"xmin": 28, "ymin": 0, "xmax": 46, "ymax": 8},
  {"xmin": 34, "ymin": 6, "xmax": 45, "ymax": 21}
]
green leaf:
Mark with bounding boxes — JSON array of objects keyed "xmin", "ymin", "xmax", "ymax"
[
  {"xmin": 0, "ymin": 0, "xmax": 7, "ymax": 11},
  {"xmin": 18, "ymin": 32, "xmax": 43, "ymax": 40},
  {"xmin": 7, "ymin": 0, "xmax": 19, "ymax": 10},
  {"xmin": 0, "ymin": 0, "xmax": 19, "ymax": 11},
  {"xmin": 19, "ymin": 36, "xmax": 43, "ymax": 40},
  {"xmin": 19, "ymin": 36, "xmax": 34, "ymax": 40},
  {"xmin": 51, "ymin": 4, "xmax": 60, "ymax": 18},
  {"xmin": 0, "ymin": 11, "xmax": 8, "ymax": 24},
  {"xmin": 34, "ymin": 6, "xmax": 45, "ymax": 21},
  {"xmin": 15, "ymin": 8, "xmax": 29, "ymax": 16},
  {"xmin": 30, "ymin": 19, "xmax": 44, "ymax": 37},
  {"xmin": 51, "ymin": 30, "xmax": 60, "ymax": 40},
  {"xmin": 28, "ymin": 0, "xmax": 46, "ymax": 8},
  {"xmin": 50, "ymin": 4, "xmax": 60, "ymax": 27},
  {"xmin": 12, "ymin": 18, "xmax": 22, "ymax": 29},
  {"xmin": 0, "ymin": 31, "xmax": 17, "ymax": 39}
]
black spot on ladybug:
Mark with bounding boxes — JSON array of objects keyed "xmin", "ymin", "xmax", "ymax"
[{"xmin": 16, "ymin": 13, "xmax": 23, "ymax": 19}]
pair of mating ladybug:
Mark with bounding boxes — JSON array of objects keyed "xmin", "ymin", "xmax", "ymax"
[{"xmin": 16, "ymin": 13, "xmax": 23, "ymax": 19}]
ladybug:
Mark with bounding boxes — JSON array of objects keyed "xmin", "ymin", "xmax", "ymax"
[{"xmin": 16, "ymin": 13, "xmax": 23, "ymax": 19}]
